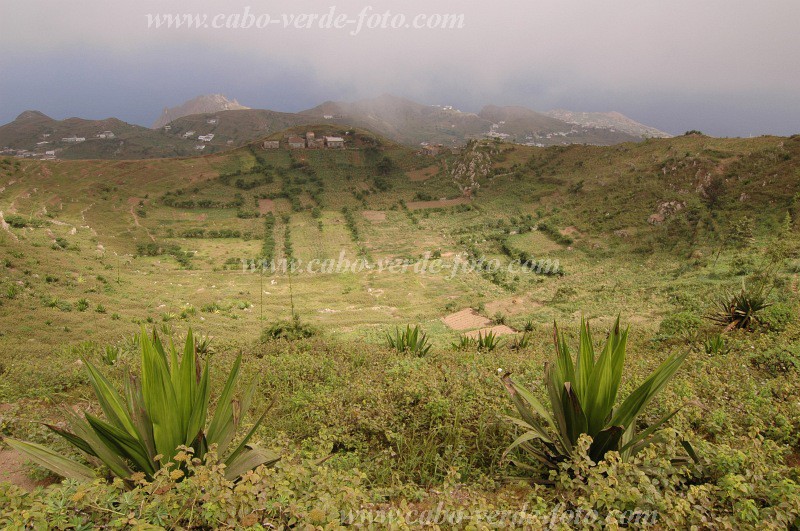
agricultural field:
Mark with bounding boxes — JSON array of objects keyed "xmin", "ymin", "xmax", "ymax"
[{"xmin": 1, "ymin": 130, "xmax": 800, "ymax": 527}]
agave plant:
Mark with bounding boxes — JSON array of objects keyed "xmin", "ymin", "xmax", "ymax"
[
  {"xmin": 452, "ymin": 335, "xmax": 477, "ymax": 351},
  {"xmin": 386, "ymin": 325, "xmax": 432, "ymax": 357},
  {"xmin": 476, "ymin": 330, "xmax": 503, "ymax": 352},
  {"xmin": 509, "ymin": 332, "xmax": 532, "ymax": 351},
  {"xmin": 702, "ymin": 333, "xmax": 730, "ymax": 356},
  {"xmin": 5, "ymin": 329, "xmax": 278, "ymax": 483},
  {"xmin": 709, "ymin": 283, "xmax": 771, "ymax": 331},
  {"xmin": 501, "ymin": 317, "xmax": 688, "ymax": 469}
]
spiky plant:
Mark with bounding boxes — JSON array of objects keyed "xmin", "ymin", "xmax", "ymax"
[
  {"xmin": 476, "ymin": 330, "xmax": 503, "ymax": 352},
  {"xmin": 5, "ymin": 329, "xmax": 278, "ymax": 483},
  {"xmin": 709, "ymin": 283, "xmax": 771, "ymax": 331},
  {"xmin": 452, "ymin": 335, "xmax": 477, "ymax": 351},
  {"xmin": 702, "ymin": 333, "xmax": 730, "ymax": 356},
  {"xmin": 386, "ymin": 325, "xmax": 432, "ymax": 357},
  {"xmin": 509, "ymin": 332, "xmax": 532, "ymax": 351},
  {"xmin": 502, "ymin": 317, "xmax": 688, "ymax": 469}
]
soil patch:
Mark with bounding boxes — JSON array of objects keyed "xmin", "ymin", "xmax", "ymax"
[
  {"xmin": 258, "ymin": 199, "xmax": 275, "ymax": 215},
  {"xmin": 442, "ymin": 308, "xmax": 492, "ymax": 331},
  {"xmin": 362, "ymin": 210, "xmax": 386, "ymax": 222},
  {"xmin": 464, "ymin": 325, "xmax": 517, "ymax": 338},
  {"xmin": 407, "ymin": 197, "xmax": 469, "ymax": 210},
  {"xmin": 408, "ymin": 165, "xmax": 438, "ymax": 182}
]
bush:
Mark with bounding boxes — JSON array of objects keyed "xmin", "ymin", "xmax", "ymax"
[
  {"xmin": 659, "ymin": 311, "xmax": 702, "ymax": 339},
  {"xmin": 261, "ymin": 317, "xmax": 317, "ymax": 341},
  {"xmin": 758, "ymin": 302, "xmax": 796, "ymax": 333}
]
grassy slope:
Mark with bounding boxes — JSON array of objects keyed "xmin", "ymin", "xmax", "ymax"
[{"xmin": 0, "ymin": 133, "xmax": 799, "ymax": 524}]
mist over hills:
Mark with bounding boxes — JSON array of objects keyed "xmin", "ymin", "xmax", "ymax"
[{"xmin": 1, "ymin": 93, "xmax": 671, "ymax": 160}]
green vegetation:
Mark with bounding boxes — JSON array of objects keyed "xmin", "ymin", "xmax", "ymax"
[
  {"xmin": 502, "ymin": 318, "xmax": 688, "ymax": 469},
  {"xmin": 5, "ymin": 329, "xmax": 278, "ymax": 482},
  {"xmin": 1, "ymin": 132, "xmax": 800, "ymax": 526}
]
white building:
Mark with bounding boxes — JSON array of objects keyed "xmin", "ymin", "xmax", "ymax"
[{"xmin": 62, "ymin": 136, "xmax": 86, "ymax": 143}]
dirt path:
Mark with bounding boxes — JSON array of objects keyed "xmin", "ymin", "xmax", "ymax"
[
  {"xmin": 0, "ymin": 211, "xmax": 19, "ymax": 240},
  {"xmin": 0, "ymin": 448, "xmax": 54, "ymax": 491},
  {"xmin": 128, "ymin": 197, "xmax": 155, "ymax": 242}
]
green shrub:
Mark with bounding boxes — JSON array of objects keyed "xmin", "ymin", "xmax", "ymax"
[
  {"xmin": 659, "ymin": 311, "xmax": 702, "ymax": 338},
  {"xmin": 261, "ymin": 317, "xmax": 317, "ymax": 341},
  {"xmin": 758, "ymin": 302, "xmax": 796, "ymax": 333},
  {"xmin": 76, "ymin": 298, "xmax": 89, "ymax": 312},
  {"xmin": 5, "ymin": 329, "xmax": 278, "ymax": 482},
  {"xmin": 751, "ymin": 345, "xmax": 800, "ymax": 376},
  {"xmin": 501, "ymin": 317, "xmax": 688, "ymax": 470}
]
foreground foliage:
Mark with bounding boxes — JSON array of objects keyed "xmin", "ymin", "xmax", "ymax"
[
  {"xmin": 502, "ymin": 318, "xmax": 688, "ymax": 469},
  {"xmin": 5, "ymin": 329, "xmax": 277, "ymax": 482}
]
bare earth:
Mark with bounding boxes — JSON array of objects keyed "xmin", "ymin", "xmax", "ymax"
[
  {"xmin": 407, "ymin": 197, "xmax": 469, "ymax": 210},
  {"xmin": 362, "ymin": 210, "xmax": 387, "ymax": 222},
  {"xmin": 441, "ymin": 308, "xmax": 492, "ymax": 331},
  {"xmin": 407, "ymin": 165, "xmax": 438, "ymax": 182},
  {"xmin": 0, "ymin": 448, "xmax": 54, "ymax": 491},
  {"xmin": 258, "ymin": 198, "xmax": 275, "ymax": 214},
  {"xmin": 464, "ymin": 325, "xmax": 517, "ymax": 338}
]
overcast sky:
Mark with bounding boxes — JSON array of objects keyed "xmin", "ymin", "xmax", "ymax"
[{"xmin": 1, "ymin": 0, "xmax": 798, "ymax": 136}]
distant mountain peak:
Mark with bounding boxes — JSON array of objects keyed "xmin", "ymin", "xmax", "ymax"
[
  {"xmin": 15, "ymin": 110, "xmax": 54, "ymax": 122},
  {"xmin": 152, "ymin": 94, "xmax": 249, "ymax": 129}
]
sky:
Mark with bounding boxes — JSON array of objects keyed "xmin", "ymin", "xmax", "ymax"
[{"xmin": 1, "ymin": 0, "xmax": 799, "ymax": 136}]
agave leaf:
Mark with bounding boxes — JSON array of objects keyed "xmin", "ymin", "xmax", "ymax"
[
  {"xmin": 44, "ymin": 424, "xmax": 96, "ymax": 457},
  {"xmin": 619, "ymin": 404, "xmax": 686, "ymax": 455},
  {"xmin": 207, "ymin": 354, "xmax": 242, "ymax": 449},
  {"xmin": 561, "ymin": 382, "xmax": 588, "ymax": 444},
  {"xmin": 588, "ymin": 425, "xmax": 624, "ymax": 462},
  {"xmin": 610, "ymin": 351, "xmax": 688, "ymax": 430},
  {"xmin": 82, "ymin": 358, "xmax": 138, "ymax": 438},
  {"xmin": 574, "ymin": 317, "xmax": 595, "ymax": 404},
  {"xmin": 140, "ymin": 332, "xmax": 181, "ymax": 465},
  {"xmin": 185, "ymin": 361, "xmax": 210, "ymax": 444},
  {"xmin": 175, "ymin": 330, "xmax": 197, "ymax": 439},
  {"xmin": 502, "ymin": 430, "xmax": 551, "ymax": 461},
  {"xmin": 225, "ymin": 409, "xmax": 268, "ymax": 466},
  {"xmin": 124, "ymin": 373, "xmax": 156, "ymax": 462},
  {"xmin": 85, "ymin": 413, "xmax": 153, "ymax": 475},
  {"xmin": 62, "ymin": 408, "xmax": 133, "ymax": 478},
  {"xmin": 223, "ymin": 445, "xmax": 280, "ymax": 481},
  {"xmin": 545, "ymin": 363, "xmax": 572, "ymax": 453},
  {"xmin": 501, "ymin": 374, "xmax": 556, "ymax": 432},
  {"xmin": 4, "ymin": 438, "xmax": 96, "ymax": 482}
]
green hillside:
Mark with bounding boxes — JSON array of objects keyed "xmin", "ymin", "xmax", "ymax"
[{"xmin": 1, "ymin": 131, "xmax": 799, "ymax": 526}]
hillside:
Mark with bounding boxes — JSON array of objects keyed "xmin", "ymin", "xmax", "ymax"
[
  {"xmin": 1, "ymin": 95, "xmax": 673, "ymax": 160},
  {"xmin": 0, "ymin": 111, "xmax": 201, "ymax": 159},
  {"xmin": 152, "ymin": 94, "xmax": 249, "ymax": 129},
  {"xmin": 1, "ymin": 131, "xmax": 799, "ymax": 526},
  {"xmin": 546, "ymin": 109, "xmax": 672, "ymax": 138}
]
